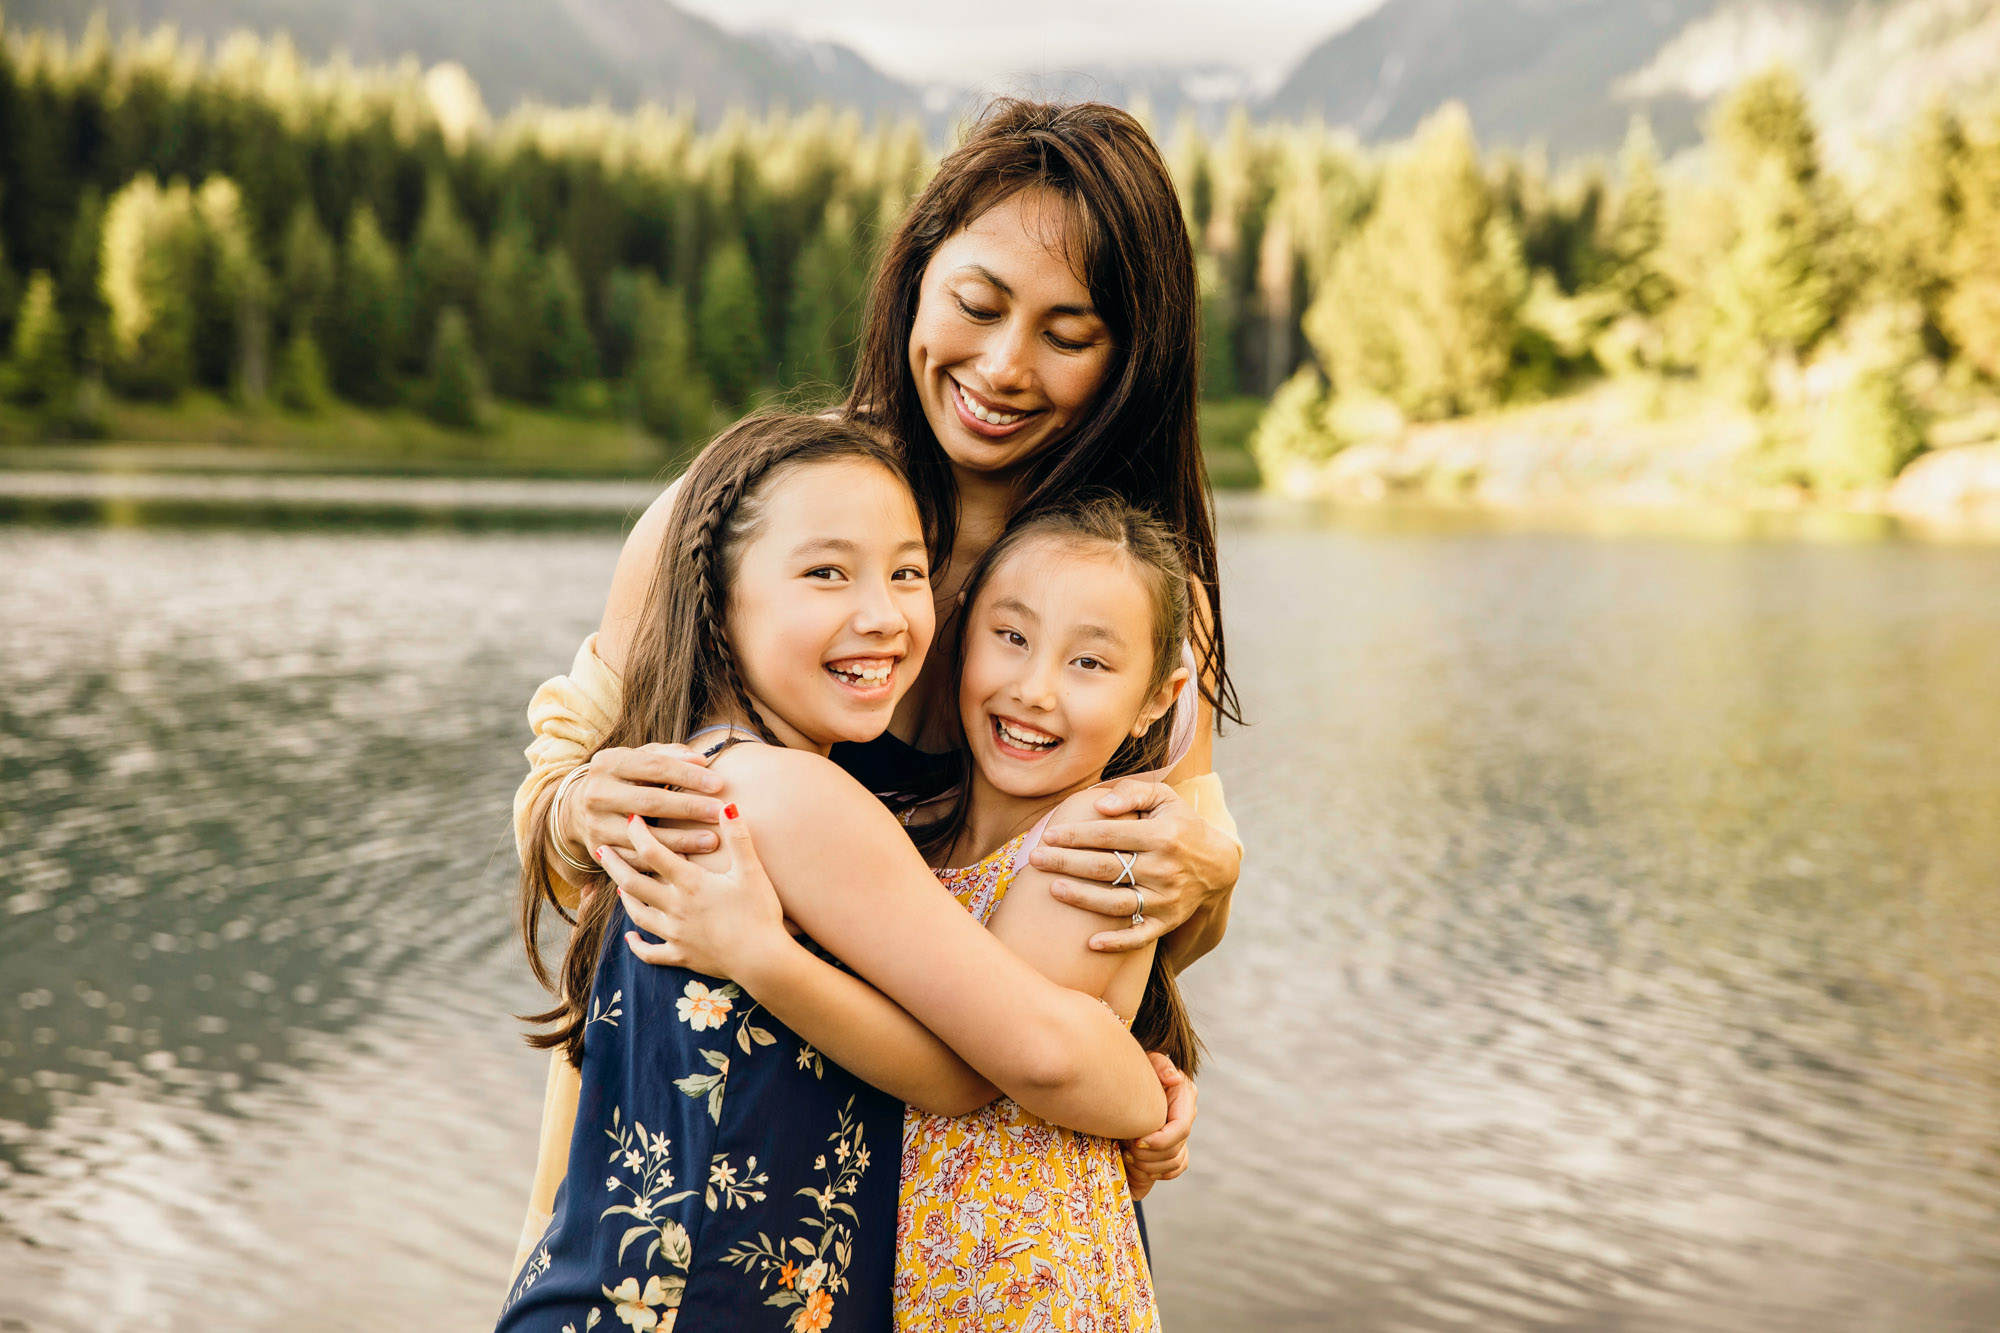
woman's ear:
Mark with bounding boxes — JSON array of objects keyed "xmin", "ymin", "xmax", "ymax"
[{"xmin": 1131, "ymin": 666, "xmax": 1192, "ymax": 738}]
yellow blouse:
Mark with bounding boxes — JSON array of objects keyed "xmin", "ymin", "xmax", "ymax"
[
  {"xmin": 506, "ymin": 635, "xmax": 1239, "ymax": 1278},
  {"xmin": 894, "ymin": 835, "xmax": 1161, "ymax": 1332}
]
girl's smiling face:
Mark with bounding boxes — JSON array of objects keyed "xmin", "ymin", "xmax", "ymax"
[
  {"xmin": 958, "ymin": 537, "xmax": 1186, "ymax": 801},
  {"xmin": 907, "ymin": 188, "xmax": 1117, "ymax": 483},
  {"xmin": 728, "ymin": 458, "xmax": 935, "ymax": 754}
]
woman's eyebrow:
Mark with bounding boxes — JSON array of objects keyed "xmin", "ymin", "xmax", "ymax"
[{"xmin": 954, "ymin": 264, "xmax": 1097, "ymax": 319}]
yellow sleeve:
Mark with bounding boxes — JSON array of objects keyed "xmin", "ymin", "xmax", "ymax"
[
  {"xmin": 510, "ymin": 633, "xmax": 627, "ymax": 910},
  {"xmin": 1169, "ymin": 770, "xmax": 1240, "ymax": 847},
  {"xmin": 511, "ymin": 1049, "xmax": 584, "ymax": 1279}
]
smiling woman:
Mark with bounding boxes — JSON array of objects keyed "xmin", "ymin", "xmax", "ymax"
[{"xmin": 505, "ymin": 99, "xmax": 1248, "ymax": 1324}]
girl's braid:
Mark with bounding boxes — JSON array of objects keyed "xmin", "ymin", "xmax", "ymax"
[{"xmin": 687, "ymin": 447, "xmax": 780, "ymax": 745}]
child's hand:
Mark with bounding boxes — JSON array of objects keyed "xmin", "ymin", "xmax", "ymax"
[
  {"xmin": 1123, "ymin": 1052, "xmax": 1196, "ymax": 1200},
  {"xmin": 597, "ymin": 806, "xmax": 788, "ymax": 981}
]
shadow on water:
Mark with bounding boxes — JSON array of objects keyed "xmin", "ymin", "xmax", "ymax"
[{"xmin": 2, "ymin": 493, "xmax": 1999, "ymax": 1331}]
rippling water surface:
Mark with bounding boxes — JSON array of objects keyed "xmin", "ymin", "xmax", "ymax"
[{"xmin": 3, "ymin": 499, "xmax": 1998, "ymax": 1331}]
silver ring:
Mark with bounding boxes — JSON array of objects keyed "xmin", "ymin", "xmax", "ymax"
[
  {"xmin": 1113, "ymin": 850, "xmax": 1139, "ymax": 887},
  {"xmin": 1131, "ymin": 887, "xmax": 1145, "ymax": 928}
]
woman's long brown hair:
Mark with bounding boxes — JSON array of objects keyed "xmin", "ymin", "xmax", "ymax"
[
  {"xmin": 518, "ymin": 413, "xmax": 925, "ymax": 1065},
  {"xmin": 914, "ymin": 496, "xmax": 1206, "ymax": 1076},
  {"xmin": 847, "ymin": 98, "xmax": 1242, "ymax": 729}
]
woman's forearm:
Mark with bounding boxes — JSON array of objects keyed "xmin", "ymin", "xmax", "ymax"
[{"xmin": 737, "ymin": 935, "xmax": 998, "ymax": 1116}]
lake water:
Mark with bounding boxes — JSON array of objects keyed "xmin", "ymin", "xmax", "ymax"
[{"xmin": 2, "ymin": 494, "xmax": 1998, "ymax": 1331}]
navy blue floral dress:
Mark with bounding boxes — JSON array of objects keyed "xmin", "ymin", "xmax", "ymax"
[{"xmin": 498, "ymin": 740, "xmax": 904, "ymax": 1333}]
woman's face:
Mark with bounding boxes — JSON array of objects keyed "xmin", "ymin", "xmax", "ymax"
[
  {"xmin": 907, "ymin": 188, "xmax": 1117, "ymax": 482},
  {"xmin": 728, "ymin": 458, "xmax": 935, "ymax": 755}
]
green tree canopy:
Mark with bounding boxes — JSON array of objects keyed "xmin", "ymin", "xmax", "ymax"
[
  {"xmin": 332, "ymin": 205, "xmax": 405, "ymax": 405},
  {"xmin": 697, "ymin": 240, "xmax": 766, "ymax": 411}
]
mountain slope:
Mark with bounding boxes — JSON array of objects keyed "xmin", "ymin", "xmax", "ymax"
[
  {"xmin": 1263, "ymin": 0, "xmax": 1721, "ymax": 153},
  {"xmin": 0, "ymin": 0, "xmax": 921, "ymax": 119}
]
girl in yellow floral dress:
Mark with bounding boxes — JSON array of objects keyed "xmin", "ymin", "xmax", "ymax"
[{"xmin": 885, "ymin": 497, "xmax": 1206, "ymax": 1332}]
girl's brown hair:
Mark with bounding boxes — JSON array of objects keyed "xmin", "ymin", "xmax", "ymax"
[
  {"xmin": 847, "ymin": 98, "xmax": 1242, "ymax": 730},
  {"xmin": 519, "ymin": 413, "xmax": 926, "ymax": 1065},
  {"xmin": 917, "ymin": 495, "xmax": 1205, "ymax": 1075}
]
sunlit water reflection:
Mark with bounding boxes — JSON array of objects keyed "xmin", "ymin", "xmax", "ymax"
[{"xmin": 2, "ymin": 501, "xmax": 1997, "ymax": 1331}]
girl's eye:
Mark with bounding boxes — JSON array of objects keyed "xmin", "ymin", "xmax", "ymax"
[
  {"xmin": 954, "ymin": 295, "xmax": 999, "ymax": 322},
  {"xmin": 805, "ymin": 566, "xmax": 843, "ymax": 581},
  {"xmin": 892, "ymin": 566, "xmax": 928, "ymax": 582},
  {"xmin": 1074, "ymin": 656, "xmax": 1105, "ymax": 671},
  {"xmin": 999, "ymin": 629, "xmax": 1027, "ymax": 648}
]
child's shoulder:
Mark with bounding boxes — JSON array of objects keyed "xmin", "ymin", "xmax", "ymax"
[
  {"xmin": 709, "ymin": 742, "xmax": 881, "ymax": 823},
  {"xmin": 1043, "ymin": 782, "xmax": 1140, "ymax": 832}
]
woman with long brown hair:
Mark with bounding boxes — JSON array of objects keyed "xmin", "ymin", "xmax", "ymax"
[{"xmin": 509, "ymin": 98, "xmax": 1245, "ymax": 1279}]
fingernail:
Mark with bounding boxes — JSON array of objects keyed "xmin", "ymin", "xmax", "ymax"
[
  {"xmin": 696, "ymin": 834, "xmax": 718, "ymax": 850},
  {"xmin": 703, "ymin": 776, "xmax": 725, "ymax": 794},
  {"xmin": 722, "ymin": 803, "xmax": 739, "ymax": 820},
  {"xmin": 594, "ymin": 846, "xmax": 609, "ymax": 861},
  {"xmin": 629, "ymin": 813, "xmax": 643, "ymax": 826}
]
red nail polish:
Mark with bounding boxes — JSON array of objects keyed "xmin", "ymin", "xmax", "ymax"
[
  {"xmin": 629, "ymin": 813, "xmax": 643, "ymax": 826},
  {"xmin": 723, "ymin": 803, "xmax": 739, "ymax": 820},
  {"xmin": 594, "ymin": 846, "xmax": 608, "ymax": 861}
]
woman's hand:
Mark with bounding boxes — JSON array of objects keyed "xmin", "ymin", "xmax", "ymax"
[
  {"xmin": 1124, "ymin": 1053, "xmax": 1196, "ymax": 1201},
  {"xmin": 598, "ymin": 808, "xmax": 789, "ymax": 981},
  {"xmin": 564, "ymin": 743, "xmax": 727, "ymax": 861},
  {"xmin": 1029, "ymin": 780, "xmax": 1242, "ymax": 953}
]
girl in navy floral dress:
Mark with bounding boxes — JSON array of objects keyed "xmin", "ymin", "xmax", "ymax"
[{"xmin": 497, "ymin": 415, "xmax": 1171, "ymax": 1333}]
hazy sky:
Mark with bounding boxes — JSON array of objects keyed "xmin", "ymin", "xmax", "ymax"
[{"xmin": 675, "ymin": 0, "xmax": 1389, "ymax": 87}]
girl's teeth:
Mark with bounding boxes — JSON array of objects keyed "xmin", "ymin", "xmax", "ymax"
[
  {"xmin": 957, "ymin": 382, "xmax": 1024, "ymax": 426},
  {"xmin": 831, "ymin": 661, "xmax": 891, "ymax": 685},
  {"xmin": 998, "ymin": 720, "xmax": 1057, "ymax": 749}
]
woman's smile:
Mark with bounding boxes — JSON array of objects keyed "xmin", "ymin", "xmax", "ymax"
[{"xmin": 950, "ymin": 377, "xmax": 1043, "ymax": 438}]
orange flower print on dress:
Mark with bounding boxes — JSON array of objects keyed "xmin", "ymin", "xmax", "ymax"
[
  {"xmin": 791, "ymin": 1290, "xmax": 834, "ymax": 1331},
  {"xmin": 894, "ymin": 835, "xmax": 1162, "ymax": 1332},
  {"xmin": 676, "ymin": 979, "xmax": 736, "ymax": 1031}
]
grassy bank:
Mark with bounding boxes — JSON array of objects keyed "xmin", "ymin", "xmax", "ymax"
[{"xmin": 0, "ymin": 394, "xmax": 1268, "ymax": 488}]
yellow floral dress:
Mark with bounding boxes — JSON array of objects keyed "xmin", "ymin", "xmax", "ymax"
[{"xmin": 893, "ymin": 834, "xmax": 1162, "ymax": 1332}]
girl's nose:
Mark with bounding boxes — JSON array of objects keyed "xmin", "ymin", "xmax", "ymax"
[{"xmin": 851, "ymin": 580, "xmax": 907, "ymax": 637}]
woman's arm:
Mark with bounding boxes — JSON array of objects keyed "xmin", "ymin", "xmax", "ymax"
[
  {"xmin": 608, "ymin": 813, "xmax": 1000, "ymax": 1118},
  {"xmin": 636, "ymin": 745, "xmax": 1168, "ymax": 1140}
]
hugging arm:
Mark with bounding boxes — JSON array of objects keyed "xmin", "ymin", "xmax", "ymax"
[
  {"xmin": 615, "ymin": 746, "xmax": 1168, "ymax": 1141},
  {"xmin": 609, "ymin": 812, "xmax": 999, "ymax": 1117}
]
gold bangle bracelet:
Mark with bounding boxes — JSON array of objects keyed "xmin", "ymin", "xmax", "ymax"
[{"xmin": 548, "ymin": 760, "xmax": 599, "ymax": 876}]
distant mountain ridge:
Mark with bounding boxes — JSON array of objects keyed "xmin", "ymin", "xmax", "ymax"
[
  {"xmin": 7, "ymin": 0, "xmax": 1996, "ymax": 153},
  {"xmin": 0, "ymin": 0, "xmax": 921, "ymax": 120},
  {"xmin": 1265, "ymin": 0, "xmax": 2000, "ymax": 154}
]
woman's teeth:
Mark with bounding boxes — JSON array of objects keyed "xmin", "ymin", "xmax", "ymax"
[
  {"xmin": 955, "ymin": 380, "xmax": 1027, "ymax": 426},
  {"xmin": 828, "ymin": 659, "xmax": 892, "ymax": 687},
  {"xmin": 995, "ymin": 718, "xmax": 1059, "ymax": 751}
]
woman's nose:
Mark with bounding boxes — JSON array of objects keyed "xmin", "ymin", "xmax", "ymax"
[{"xmin": 978, "ymin": 319, "xmax": 1036, "ymax": 395}]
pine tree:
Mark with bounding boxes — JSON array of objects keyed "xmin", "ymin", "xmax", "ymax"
[
  {"xmin": 101, "ymin": 175, "xmax": 201, "ymax": 399},
  {"xmin": 532, "ymin": 249, "xmax": 599, "ymax": 404},
  {"xmin": 406, "ymin": 175, "xmax": 484, "ymax": 367},
  {"xmin": 274, "ymin": 330, "xmax": 332, "ymax": 414},
  {"xmin": 191, "ymin": 177, "xmax": 271, "ymax": 400},
  {"xmin": 422, "ymin": 306, "xmax": 487, "ymax": 430},
  {"xmin": 479, "ymin": 205, "xmax": 542, "ymax": 401},
  {"xmin": 781, "ymin": 214, "xmax": 865, "ymax": 396},
  {"xmin": 1942, "ymin": 129, "xmax": 2000, "ymax": 380},
  {"xmin": 5, "ymin": 273, "xmax": 70, "ymax": 407},
  {"xmin": 633, "ymin": 282, "xmax": 715, "ymax": 445},
  {"xmin": 57, "ymin": 187, "xmax": 108, "ymax": 374},
  {"xmin": 332, "ymin": 206, "xmax": 405, "ymax": 405},
  {"xmin": 1303, "ymin": 104, "xmax": 1526, "ymax": 418},
  {"xmin": 0, "ymin": 233, "xmax": 19, "ymax": 354},
  {"xmin": 600, "ymin": 267, "xmax": 647, "ymax": 381},
  {"xmin": 697, "ymin": 240, "xmax": 766, "ymax": 410},
  {"xmin": 280, "ymin": 202, "xmax": 338, "ymax": 346},
  {"xmin": 1699, "ymin": 68, "xmax": 1848, "ymax": 401}
]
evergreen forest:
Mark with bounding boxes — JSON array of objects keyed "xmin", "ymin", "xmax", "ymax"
[{"xmin": 2, "ymin": 17, "xmax": 1998, "ymax": 496}]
